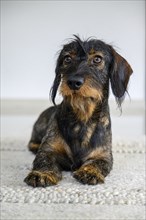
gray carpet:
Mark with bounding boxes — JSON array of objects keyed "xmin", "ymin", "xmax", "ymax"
[{"xmin": 0, "ymin": 138, "xmax": 145, "ymax": 220}]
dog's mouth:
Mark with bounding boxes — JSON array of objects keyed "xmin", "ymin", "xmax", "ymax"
[
  {"xmin": 68, "ymin": 90, "xmax": 97, "ymax": 103},
  {"xmin": 59, "ymin": 79, "xmax": 103, "ymax": 102}
]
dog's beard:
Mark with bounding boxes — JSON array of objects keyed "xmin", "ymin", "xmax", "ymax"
[{"xmin": 60, "ymin": 81, "xmax": 103, "ymax": 122}]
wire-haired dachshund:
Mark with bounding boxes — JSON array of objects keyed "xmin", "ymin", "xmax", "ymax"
[{"xmin": 24, "ymin": 35, "xmax": 133, "ymax": 187}]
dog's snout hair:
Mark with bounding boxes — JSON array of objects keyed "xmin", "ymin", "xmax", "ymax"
[{"xmin": 24, "ymin": 35, "xmax": 133, "ymax": 187}]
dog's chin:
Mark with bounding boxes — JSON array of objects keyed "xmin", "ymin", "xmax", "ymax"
[{"xmin": 59, "ymin": 83, "xmax": 103, "ymax": 122}]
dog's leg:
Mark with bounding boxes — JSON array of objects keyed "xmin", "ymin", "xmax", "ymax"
[
  {"xmin": 28, "ymin": 127, "xmax": 43, "ymax": 154},
  {"xmin": 28, "ymin": 141, "xmax": 41, "ymax": 154},
  {"xmin": 73, "ymin": 153, "xmax": 113, "ymax": 185},
  {"xmin": 28, "ymin": 120, "xmax": 48, "ymax": 154},
  {"xmin": 28, "ymin": 107, "xmax": 56, "ymax": 154},
  {"xmin": 24, "ymin": 146, "xmax": 62, "ymax": 187},
  {"xmin": 28, "ymin": 124, "xmax": 48, "ymax": 154}
]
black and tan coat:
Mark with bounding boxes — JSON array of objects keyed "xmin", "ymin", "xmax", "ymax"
[{"xmin": 24, "ymin": 36, "xmax": 133, "ymax": 187}]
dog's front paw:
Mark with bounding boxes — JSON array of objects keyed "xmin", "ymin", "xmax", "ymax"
[
  {"xmin": 73, "ymin": 164, "xmax": 104, "ymax": 185},
  {"xmin": 24, "ymin": 170, "xmax": 61, "ymax": 187}
]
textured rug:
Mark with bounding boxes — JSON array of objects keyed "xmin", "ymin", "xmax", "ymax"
[{"xmin": 0, "ymin": 138, "xmax": 145, "ymax": 220}]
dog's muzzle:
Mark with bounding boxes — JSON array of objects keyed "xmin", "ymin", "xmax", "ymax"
[{"xmin": 67, "ymin": 76, "xmax": 84, "ymax": 90}]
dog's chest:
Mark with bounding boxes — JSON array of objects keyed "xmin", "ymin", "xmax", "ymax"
[{"xmin": 59, "ymin": 120, "xmax": 96, "ymax": 150}]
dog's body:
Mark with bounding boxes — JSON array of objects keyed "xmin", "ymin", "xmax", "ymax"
[{"xmin": 24, "ymin": 36, "xmax": 133, "ymax": 187}]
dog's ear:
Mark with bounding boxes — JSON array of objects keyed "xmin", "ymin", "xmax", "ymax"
[
  {"xmin": 109, "ymin": 48, "xmax": 133, "ymax": 105},
  {"xmin": 50, "ymin": 53, "xmax": 63, "ymax": 105}
]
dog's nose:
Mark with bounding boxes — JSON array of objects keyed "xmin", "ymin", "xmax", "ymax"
[{"xmin": 67, "ymin": 77, "xmax": 84, "ymax": 90}]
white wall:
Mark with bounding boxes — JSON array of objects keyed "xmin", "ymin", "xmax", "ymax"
[{"xmin": 1, "ymin": 0, "xmax": 145, "ymax": 101}]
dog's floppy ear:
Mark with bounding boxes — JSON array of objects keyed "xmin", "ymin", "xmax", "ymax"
[
  {"xmin": 109, "ymin": 47, "xmax": 133, "ymax": 105},
  {"xmin": 50, "ymin": 52, "xmax": 63, "ymax": 105}
]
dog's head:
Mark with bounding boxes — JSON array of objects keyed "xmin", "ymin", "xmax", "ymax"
[{"xmin": 51, "ymin": 36, "xmax": 133, "ymax": 108}]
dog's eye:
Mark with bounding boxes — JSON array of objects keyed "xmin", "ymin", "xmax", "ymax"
[
  {"xmin": 64, "ymin": 56, "xmax": 72, "ymax": 64},
  {"xmin": 93, "ymin": 56, "xmax": 102, "ymax": 64}
]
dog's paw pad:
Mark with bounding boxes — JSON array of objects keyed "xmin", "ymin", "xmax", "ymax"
[
  {"xmin": 73, "ymin": 164, "xmax": 104, "ymax": 185},
  {"xmin": 24, "ymin": 170, "xmax": 61, "ymax": 187}
]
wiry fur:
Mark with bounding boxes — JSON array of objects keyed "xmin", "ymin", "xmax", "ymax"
[{"xmin": 24, "ymin": 36, "xmax": 133, "ymax": 187}]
